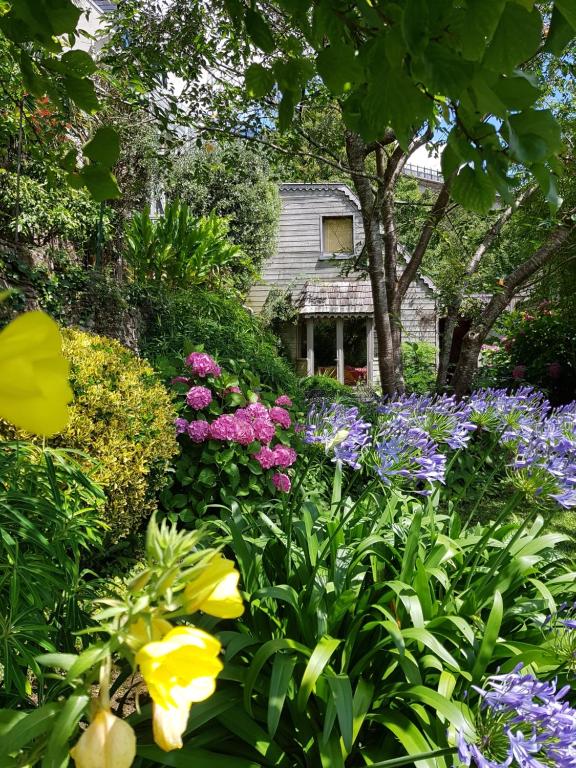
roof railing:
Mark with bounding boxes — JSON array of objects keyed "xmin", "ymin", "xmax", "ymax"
[{"xmin": 403, "ymin": 163, "xmax": 443, "ymax": 182}]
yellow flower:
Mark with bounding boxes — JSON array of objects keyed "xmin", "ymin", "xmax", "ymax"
[
  {"xmin": 136, "ymin": 626, "xmax": 223, "ymax": 752},
  {"xmin": 0, "ymin": 311, "xmax": 72, "ymax": 436},
  {"xmin": 125, "ymin": 616, "xmax": 173, "ymax": 651},
  {"xmin": 70, "ymin": 708, "xmax": 136, "ymax": 768},
  {"xmin": 184, "ymin": 555, "xmax": 244, "ymax": 619}
]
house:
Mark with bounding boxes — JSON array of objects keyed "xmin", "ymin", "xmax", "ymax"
[
  {"xmin": 247, "ymin": 183, "xmax": 438, "ymax": 386},
  {"xmin": 74, "ymin": 0, "xmax": 115, "ymax": 54}
]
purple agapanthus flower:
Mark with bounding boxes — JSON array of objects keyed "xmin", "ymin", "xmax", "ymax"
[
  {"xmin": 305, "ymin": 402, "xmax": 372, "ymax": 469},
  {"xmin": 456, "ymin": 665, "xmax": 576, "ymax": 768}
]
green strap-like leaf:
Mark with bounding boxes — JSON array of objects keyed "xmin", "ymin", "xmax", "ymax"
[
  {"xmin": 297, "ymin": 635, "xmax": 340, "ymax": 712},
  {"xmin": 267, "ymin": 654, "xmax": 297, "ymax": 739},
  {"xmin": 471, "ymin": 590, "xmax": 503, "ymax": 683}
]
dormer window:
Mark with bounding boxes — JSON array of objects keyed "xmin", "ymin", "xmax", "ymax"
[{"xmin": 321, "ymin": 216, "xmax": 354, "ymax": 257}]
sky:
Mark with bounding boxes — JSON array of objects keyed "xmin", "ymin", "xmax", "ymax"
[{"xmin": 409, "ymin": 144, "xmax": 443, "ymax": 170}]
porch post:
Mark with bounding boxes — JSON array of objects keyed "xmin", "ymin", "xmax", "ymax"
[
  {"xmin": 336, "ymin": 318, "xmax": 344, "ymax": 384},
  {"xmin": 306, "ymin": 318, "xmax": 314, "ymax": 376},
  {"xmin": 366, "ymin": 316, "xmax": 374, "ymax": 384}
]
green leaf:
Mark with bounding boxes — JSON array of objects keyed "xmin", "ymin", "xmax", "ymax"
[
  {"xmin": 362, "ymin": 63, "xmax": 432, "ymax": 148},
  {"xmin": 137, "ymin": 745, "xmax": 261, "ymax": 767},
  {"xmin": 42, "ymin": 693, "xmax": 90, "ymax": 768},
  {"xmin": 422, "ymin": 43, "xmax": 474, "ymax": 98},
  {"xmin": 483, "ymin": 4, "xmax": 542, "ymax": 74},
  {"xmin": 83, "ymin": 126, "xmax": 121, "ymax": 167},
  {"xmin": 297, "ymin": 635, "xmax": 340, "ymax": 711},
  {"xmin": 316, "ymin": 43, "xmax": 364, "ymax": 95},
  {"xmin": 370, "ymin": 711, "xmax": 437, "ymax": 768},
  {"xmin": 401, "ymin": 627, "xmax": 460, "ymax": 670},
  {"xmin": 396, "ymin": 685, "xmax": 475, "ymax": 738},
  {"xmin": 66, "ymin": 645, "xmax": 108, "ymax": 682},
  {"xmin": 555, "ymin": 0, "xmax": 576, "ymax": 31},
  {"xmin": 456, "ymin": 0, "xmax": 505, "ymax": 60},
  {"xmin": 61, "ymin": 49, "xmax": 97, "ymax": 77},
  {"xmin": 245, "ymin": 63, "xmax": 275, "ymax": 98},
  {"xmin": 79, "ymin": 165, "xmax": 121, "ymax": 202},
  {"xmin": 327, "ymin": 674, "xmax": 354, "ymax": 754},
  {"xmin": 267, "ymin": 653, "xmax": 297, "ymax": 738},
  {"xmin": 402, "ymin": 0, "xmax": 429, "ymax": 56},
  {"xmin": 0, "ymin": 704, "xmax": 60, "ymax": 758},
  {"xmin": 492, "ymin": 72, "xmax": 539, "ymax": 111},
  {"xmin": 36, "ymin": 653, "xmax": 78, "ymax": 671},
  {"xmin": 471, "ymin": 590, "xmax": 503, "ymax": 682},
  {"xmin": 544, "ymin": 5, "xmax": 574, "ymax": 54},
  {"xmin": 451, "ymin": 165, "xmax": 495, "ymax": 215},
  {"xmin": 243, "ymin": 638, "xmax": 307, "ymax": 715},
  {"xmin": 278, "ymin": 90, "xmax": 296, "ymax": 132},
  {"xmin": 245, "ymin": 9, "xmax": 275, "ymax": 53},
  {"xmin": 64, "ymin": 75, "xmax": 100, "ymax": 113},
  {"xmin": 507, "ymin": 109, "xmax": 563, "ymax": 164},
  {"xmin": 352, "ymin": 678, "xmax": 373, "ymax": 744}
]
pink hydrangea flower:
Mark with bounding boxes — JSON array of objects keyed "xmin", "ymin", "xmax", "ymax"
[
  {"xmin": 185, "ymin": 352, "xmax": 221, "ymax": 378},
  {"xmin": 174, "ymin": 417, "xmax": 189, "ymax": 435},
  {"xmin": 209, "ymin": 414, "xmax": 238, "ymax": 441},
  {"xmin": 187, "ymin": 420, "xmax": 210, "ymax": 443},
  {"xmin": 254, "ymin": 446, "xmax": 276, "ymax": 469},
  {"xmin": 511, "ymin": 364, "xmax": 527, "ymax": 380},
  {"xmin": 275, "ymin": 395, "xmax": 293, "ymax": 407},
  {"xmin": 225, "ymin": 386, "xmax": 242, "ymax": 394},
  {"xmin": 234, "ymin": 419, "xmax": 256, "ymax": 446},
  {"xmin": 272, "ymin": 472, "xmax": 291, "ymax": 493},
  {"xmin": 246, "ymin": 402, "xmax": 268, "ymax": 419},
  {"xmin": 269, "ymin": 406, "xmax": 291, "ymax": 429},
  {"xmin": 186, "ymin": 386, "xmax": 213, "ymax": 410},
  {"xmin": 253, "ymin": 417, "xmax": 276, "ymax": 444},
  {"xmin": 273, "ymin": 445, "xmax": 297, "ymax": 468}
]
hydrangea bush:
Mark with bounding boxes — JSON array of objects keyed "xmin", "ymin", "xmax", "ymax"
[{"xmin": 161, "ymin": 351, "xmax": 300, "ymax": 520}]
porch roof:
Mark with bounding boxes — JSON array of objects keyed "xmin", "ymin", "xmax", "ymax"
[{"xmin": 298, "ymin": 280, "xmax": 373, "ymax": 317}]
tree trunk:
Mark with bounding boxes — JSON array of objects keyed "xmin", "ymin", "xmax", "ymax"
[
  {"xmin": 451, "ymin": 332, "xmax": 485, "ymax": 396},
  {"xmin": 436, "ymin": 310, "xmax": 458, "ymax": 390},
  {"xmin": 346, "ymin": 131, "xmax": 398, "ymax": 394}
]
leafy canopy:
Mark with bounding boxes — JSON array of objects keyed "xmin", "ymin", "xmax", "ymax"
[{"xmin": 232, "ymin": 0, "xmax": 574, "ymax": 212}]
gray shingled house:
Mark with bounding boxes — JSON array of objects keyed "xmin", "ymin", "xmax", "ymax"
[{"xmin": 247, "ymin": 183, "xmax": 438, "ymax": 385}]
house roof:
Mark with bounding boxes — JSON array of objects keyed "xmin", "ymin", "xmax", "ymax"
[
  {"xmin": 298, "ymin": 280, "xmax": 374, "ymax": 317},
  {"xmin": 85, "ymin": 0, "xmax": 115, "ymax": 12}
]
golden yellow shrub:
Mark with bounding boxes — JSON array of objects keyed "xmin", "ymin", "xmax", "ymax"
[{"xmin": 1, "ymin": 328, "xmax": 178, "ymax": 541}]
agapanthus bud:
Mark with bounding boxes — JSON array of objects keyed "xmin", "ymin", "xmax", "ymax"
[{"xmin": 70, "ymin": 709, "xmax": 136, "ymax": 768}]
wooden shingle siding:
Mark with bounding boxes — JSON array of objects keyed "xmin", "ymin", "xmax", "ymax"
[{"xmin": 247, "ymin": 183, "xmax": 438, "ymax": 352}]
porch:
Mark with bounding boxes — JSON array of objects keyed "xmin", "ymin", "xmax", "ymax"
[{"xmin": 294, "ymin": 281, "xmax": 376, "ymax": 385}]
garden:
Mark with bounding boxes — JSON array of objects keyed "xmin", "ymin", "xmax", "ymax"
[{"xmin": 1, "ymin": 1, "xmax": 576, "ymax": 767}]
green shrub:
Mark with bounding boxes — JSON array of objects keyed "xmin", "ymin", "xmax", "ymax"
[
  {"xmin": 1, "ymin": 329, "xmax": 178, "ymax": 541},
  {"xmin": 301, "ymin": 374, "xmax": 354, "ymax": 402},
  {"xmin": 0, "ymin": 442, "xmax": 106, "ymax": 703},
  {"xmin": 477, "ymin": 305, "xmax": 576, "ymax": 405},
  {"xmin": 402, "ymin": 340, "xmax": 437, "ymax": 393},
  {"xmin": 125, "ymin": 201, "xmax": 252, "ymax": 290},
  {"xmin": 139, "ymin": 286, "xmax": 298, "ymax": 394}
]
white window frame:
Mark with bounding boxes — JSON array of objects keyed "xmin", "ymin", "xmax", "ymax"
[{"xmin": 319, "ymin": 215, "xmax": 355, "ymax": 259}]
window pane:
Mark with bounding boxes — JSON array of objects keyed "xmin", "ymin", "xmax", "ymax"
[{"xmin": 323, "ymin": 216, "xmax": 353, "ymax": 253}]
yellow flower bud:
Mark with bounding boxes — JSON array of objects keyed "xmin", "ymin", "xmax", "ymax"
[
  {"xmin": 184, "ymin": 555, "xmax": 244, "ymax": 619},
  {"xmin": 0, "ymin": 311, "xmax": 72, "ymax": 436},
  {"xmin": 125, "ymin": 616, "xmax": 173, "ymax": 651},
  {"xmin": 70, "ymin": 708, "xmax": 136, "ymax": 768}
]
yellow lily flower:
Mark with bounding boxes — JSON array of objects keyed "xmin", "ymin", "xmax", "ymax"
[
  {"xmin": 70, "ymin": 708, "xmax": 136, "ymax": 768},
  {"xmin": 125, "ymin": 616, "xmax": 173, "ymax": 651},
  {"xmin": 0, "ymin": 311, "xmax": 72, "ymax": 436},
  {"xmin": 184, "ymin": 554, "xmax": 244, "ymax": 619},
  {"xmin": 136, "ymin": 626, "xmax": 223, "ymax": 752}
]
